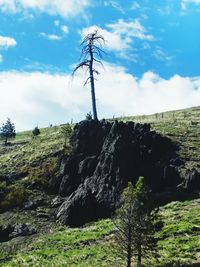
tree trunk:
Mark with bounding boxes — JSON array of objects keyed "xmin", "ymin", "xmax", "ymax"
[
  {"xmin": 89, "ymin": 44, "xmax": 98, "ymax": 120},
  {"xmin": 127, "ymin": 226, "xmax": 132, "ymax": 267},
  {"xmin": 4, "ymin": 137, "xmax": 8, "ymax": 146},
  {"xmin": 127, "ymin": 245, "xmax": 132, "ymax": 267},
  {"xmin": 137, "ymin": 244, "xmax": 142, "ymax": 267}
]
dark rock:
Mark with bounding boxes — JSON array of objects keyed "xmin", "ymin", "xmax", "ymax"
[
  {"xmin": 78, "ymin": 156, "xmax": 97, "ymax": 177},
  {"xmin": 9, "ymin": 223, "xmax": 36, "ymax": 238},
  {"xmin": 0, "ymin": 225, "xmax": 14, "ymax": 242},
  {"xmin": 181, "ymin": 169, "xmax": 200, "ymax": 191},
  {"xmin": 54, "ymin": 119, "xmax": 197, "ymax": 227},
  {"xmin": 163, "ymin": 165, "xmax": 181, "ymax": 188},
  {"xmin": 58, "ymin": 154, "xmax": 83, "ymax": 197},
  {"xmin": 23, "ymin": 196, "xmax": 44, "ymax": 210},
  {"xmin": 57, "ymin": 185, "xmax": 99, "ymax": 227},
  {"xmin": 70, "ymin": 120, "xmax": 111, "ymax": 156},
  {"xmin": 51, "ymin": 196, "xmax": 65, "ymax": 208},
  {"xmin": 0, "ymin": 171, "xmax": 28, "ymax": 183},
  {"xmin": 48, "ymin": 174, "xmax": 62, "ymax": 193},
  {"xmin": 0, "ymin": 223, "xmax": 36, "ymax": 242}
]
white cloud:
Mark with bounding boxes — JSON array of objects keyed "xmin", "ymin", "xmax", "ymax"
[
  {"xmin": 0, "ymin": 54, "xmax": 3, "ymax": 63},
  {"xmin": 0, "ymin": 0, "xmax": 16, "ymax": 13},
  {"xmin": 61, "ymin": 25, "xmax": 69, "ymax": 34},
  {"xmin": 103, "ymin": 1, "xmax": 124, "ymax": 13},
  {"xmin": 40, "ymin": 25, "xmax": 69, "ymax": 40},
  {"xmin": 40, "ymin": 32, "xmax": 62, "ymax": 41},
  {"xmin": 54, "ymin": 21, "xmax": 69, "ymax": 36},
  {"xmin": 153, "ymin": 47, "xmax": 174, "ymax": 61},
  {"xmin": 0, "ymin": 0, "xmax": 90, "ymax": 18},
  {"xmin": 81, "ymin": 25, "xmax": 129, "ymax": 51},
  {"xmin": 0, "ymin": 64, "xmax": 200, "ymax": 131},
  {"xmin": 0, "ymin": 35, "xmax": 17, "ymax": 48},
  {"xmin": 81, "ymin": 19, "xmax": 154, "ymax": 53},
  {"xmin": 107, "ymin": 19, "xmax": 154, "ymax": 41},
  {"xmin": 54, "ymin": 20, "xmax": 60, "ymax": 27},
  {"xmin": 181, "ymin": 0, "xmax": 200, "ymax": 9},
  {"xmin": 131, "ymin": 1, "xmax": 140, "ymax": 10}
]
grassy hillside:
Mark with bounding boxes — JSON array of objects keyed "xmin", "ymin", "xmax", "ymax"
[
  {"xmin": 0, "ymin": 106, "xmax": 199, "ymax": 181},
  {"xmin": 0, "ymin": 126, "xmax": 65, "ymax": 180},
  {"xmin": 0, "ymin": 106, "xmax": 200, "ymax": 266},
  {"xmin": 0, "ymin": 199, "xmax": 199, "ymax": 267}
]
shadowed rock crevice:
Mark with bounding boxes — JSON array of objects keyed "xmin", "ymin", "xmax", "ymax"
[{"xmin": 51, "ymin": 120, "xmax": 198, "ymax": 227}]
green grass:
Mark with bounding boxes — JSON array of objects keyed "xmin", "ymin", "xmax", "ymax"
[
  {"xmin": 1, "ymin": 199, "xmax": 199, "ymax": 267},
  {"xmin": 1, "ymin": 220, "xmax": 115, "ymax": 267},
  {"xmin": 0, "ymin": 125, "xmax": 69, "ymax": 180},
  {"xmin": 155, "ymin": 199, "xmax": 200, "ymax": 266}
]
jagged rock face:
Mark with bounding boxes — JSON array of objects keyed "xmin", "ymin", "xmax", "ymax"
[{"xmin": 54, "ymin": 120, "xmax": 184, "ymax": 227}]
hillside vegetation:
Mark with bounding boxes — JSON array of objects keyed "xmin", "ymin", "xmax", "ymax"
[
  {"xmin": 0, "ymin": 106, "xmax": 200, "ymax": 266},
  {"xmin": 0, "ymin": 199, "xmax": 199, "ymax": 266},
  {"xmin": 0, "ymin": 126, "xmax": 64, "ymax": 180},
  {"xmin": 0, "ymin": 106, "xmax": 200, "ymax": 181}
]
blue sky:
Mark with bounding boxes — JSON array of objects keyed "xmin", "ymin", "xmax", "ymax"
[{"xmin": 0, "ymin": 0, "xmax": 200, "ymax": 130}]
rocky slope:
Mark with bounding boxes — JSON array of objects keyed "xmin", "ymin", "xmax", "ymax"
[
  {"xmin": 52, "ymin": 119, "xmax": 199, "ymax": 226},
  {"xmin": 0, "ymin": 106, "xmax": 199, "ymax": 265}
]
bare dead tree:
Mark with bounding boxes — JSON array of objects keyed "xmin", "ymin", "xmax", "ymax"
[{"xmin": 73, "ymin": 30, "xmax": 105, "ymax": 121}]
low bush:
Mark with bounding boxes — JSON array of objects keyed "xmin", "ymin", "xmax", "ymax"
[
  {"xmin": 0, "ymin": 183, "xmax": 27, "ymax": 213},
  {"xmin": 25, "ymin": 159, "xmax": 58, "ymax": 190}
]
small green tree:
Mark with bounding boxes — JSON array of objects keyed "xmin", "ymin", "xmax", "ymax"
[
  {"xmin": 113, "ymin": 177, "xmax": 159, "ymax": 267},
  {"xmin": 32, "ymin": 126, "xmax": 40, "ymax": 137},
  {"xmin": 60, "ymin": 124, "xmax": 73, "ymax": 147},
  {"xmin": 85, "ymin": 112, "xmax": 93, "ymax": 121},
  {"xmin": 0, "ymin": 118, "xmax": 16, "ymax": 145}
]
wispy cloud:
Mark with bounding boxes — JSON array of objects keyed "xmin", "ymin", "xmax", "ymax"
[
  {"xmin": 40, "ymin": 22, "xmax": 69, "ymax": 41},
  {"xmin": 0, "ymin": 63, "xmax": 199, "ymax": 131},
  {"xmin": 40, "ymin": 32, "xmax": 62, "ymax": 41},
  {"xmin": 107, "ymin": 19, "xmax": 154, "ymax": 41},
  {"xmin": 81, "ymin": 19, "xmax": 154, "ymax": 55},
  {"xmin": 103, "ymin": 1, "xmax": 125, "ymax": 13},
  {"xmin": 157, "ymin": 6, "xmax": 171, "ymax": 15},
  {"xmin": 0, "ymin": 0, "xmax": 91, "ymax": 18},
  {"xmin": 54, "ymin": 20, "xmax": 60, "ymax": 27},
  {"xmin": 0, "ymin": 35, "xmax": 17, "ymax": 48},
  {"xmin": 0, "ymin": 54, "xmax": 3, "ymax": 63},
  {"xmin": 153, "ymin": 47, "xmax": 174, "ymax": 61},
  {"xmin": 181, "ymin": 0, "xmax": 200, "ymax": 9},
  {"xmin": 61, "ymin": 25, "xmax": 69, "ymax": 34},
  {"xmin": 131, "ymin": 1, "xmax": 140, "ymax": 10},
  {"xmin": 54, "ymin": 20, "xmax": 69, "ymax": 35}
]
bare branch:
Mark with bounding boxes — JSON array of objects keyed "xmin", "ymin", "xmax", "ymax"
[
  {"xmin": 72, "ymin": 60, "xmax": 90, "ymax": 76},
  {"xmin": 93, "ymin": 58, "xmax": 105, "ymax": 69},
  {"xmin": 93, "ymin": 69, "xmax": 100, "ymax": 75},
  {"xmin": 83, "ymin": 76, "xmax": 91, "ymax": 86}
]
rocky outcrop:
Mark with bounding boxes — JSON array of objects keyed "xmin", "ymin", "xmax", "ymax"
[
  {"xmin": 51, "ymin": 120, "xmax": 199, "ymax": 227},
  {"xmin": 0, "ymin": 223, "xmax": 36, "ymax": 242}
]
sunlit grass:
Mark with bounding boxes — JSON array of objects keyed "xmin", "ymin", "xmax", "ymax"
[{"xmin": 1, "ymin": 200, "xmax": 199, "ymax": 267}]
